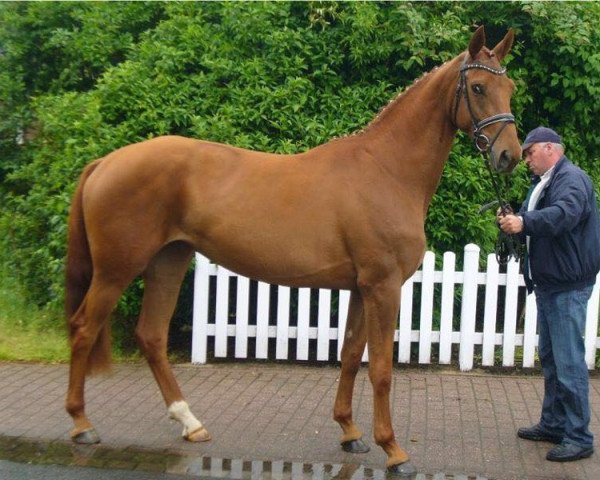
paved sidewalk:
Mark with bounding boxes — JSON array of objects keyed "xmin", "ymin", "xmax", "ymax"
[{"xmin": 1, "ymin": 362, "xmax": 599, "ymax": 480}]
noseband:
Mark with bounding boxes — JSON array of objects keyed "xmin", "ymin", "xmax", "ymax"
[{"xmin": 452, "ymin": 61, "xmax": 515, "ymax": 154}]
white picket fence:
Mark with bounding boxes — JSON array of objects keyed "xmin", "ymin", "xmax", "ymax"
[{"xmin": 191, "ymin": 244, "xmax": 600, "ymax": 371}]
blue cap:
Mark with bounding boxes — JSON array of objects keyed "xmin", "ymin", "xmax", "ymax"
[{"xmin": 521, "ymin": 126, "xmax": 561, "ymax": 151}]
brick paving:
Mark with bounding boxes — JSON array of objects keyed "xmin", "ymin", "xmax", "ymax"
[{"xmin": 1, "ymin": 362, "xmax": 600, "ymax": 479}]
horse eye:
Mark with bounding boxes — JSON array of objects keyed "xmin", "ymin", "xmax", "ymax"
[{"xmin": 471, "ymin": 84, "xmax": 484, "ymax": 95}]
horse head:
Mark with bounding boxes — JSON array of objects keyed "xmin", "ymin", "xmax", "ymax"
[{"xmin": 452, "ymin": 26, "xmax": 521, "ymax": 174}]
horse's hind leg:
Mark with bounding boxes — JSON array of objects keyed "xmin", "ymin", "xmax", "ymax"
[
  {"xmin": 333, "ymin": 290, "xmax": 370, "ymax": 453},
  {"xmin": 66, "ymin": 277, "xmax": 127, "ymax": 443},
  {"xmin": 135, "ymin": 242, "xmax": 210, "ymax": 442}
]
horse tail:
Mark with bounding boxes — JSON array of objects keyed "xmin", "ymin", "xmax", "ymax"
[{"xmin": 65, "ymin": 159, "xmax": 111, "ymax": 375}]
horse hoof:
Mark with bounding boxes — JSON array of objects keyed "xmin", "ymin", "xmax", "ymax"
[
  {"xmin": 71, "ymin": 429, "xmax": 101, "ymax": 445},
  {"xmin": 341, "ymin": 438, "xmax": 370, "ymax": 453},
  {"xmin": 386, "ymin": 461, "xmax": 417, "ymax": 477},
  {"xmin": 185, "ymin": 426, "xmax": 211, "ymax": 442}
]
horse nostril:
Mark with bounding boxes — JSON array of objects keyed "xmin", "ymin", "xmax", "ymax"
[{"xmin": 498, "ymin": 150, "xmax": 512, "ymax": 172}]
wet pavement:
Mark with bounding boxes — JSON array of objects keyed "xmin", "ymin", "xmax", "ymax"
[
  {"xmin": 0, "ymin": 459, "xmax": 196, "ymax": 480},
  {"xmin": 1, "ymin": 362, "xmax": 600, "ymax": 479}
]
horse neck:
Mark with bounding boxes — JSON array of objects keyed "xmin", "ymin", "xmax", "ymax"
[{"xmin": 357, "ymin": 56, "xmax": 462, "ymax": 207}]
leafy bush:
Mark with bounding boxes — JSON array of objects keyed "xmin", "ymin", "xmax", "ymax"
[{"xmin": 1, "ymin": 2, "xmax": 599, "ymax": 344}]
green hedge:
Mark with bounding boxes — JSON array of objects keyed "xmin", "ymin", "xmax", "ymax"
[{"xmin": 1, "ymin": 2, "xmax": 599, "ymax": 332}]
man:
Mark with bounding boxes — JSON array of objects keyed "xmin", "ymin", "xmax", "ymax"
[{"xmin": 499, "ymin": 126, "xmax": 600, "ymax": 462}]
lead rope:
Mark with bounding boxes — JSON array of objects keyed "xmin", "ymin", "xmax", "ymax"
[{"xmin": 483, "ymin": 160, "xmax": 521, "ymax": 266}]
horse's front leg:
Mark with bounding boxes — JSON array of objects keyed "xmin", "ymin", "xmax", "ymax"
[
  {"xmin": 360, "ymin": 275, "xmax": 417, "ymax": 476},
  {"xmin": 333, "ymin": 290, "xmax": 370, "ymax": 453}
]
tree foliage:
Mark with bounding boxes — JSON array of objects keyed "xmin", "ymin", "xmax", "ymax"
[{"xmin": 1, "ymin": 2, "xmax": 599, "ymax": 329}]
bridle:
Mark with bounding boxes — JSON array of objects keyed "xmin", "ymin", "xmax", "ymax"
[
  {"xmin": 452, "ymin": 59, "xmax": 521, "ymax": 265},
  {"xmin": 452, "ymin": 60, "xmax": 515, "ymax": 154}
]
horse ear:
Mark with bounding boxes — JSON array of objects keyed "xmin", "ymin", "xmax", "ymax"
[
  {"xmin": 468, "ymin": 25, "xmax": 486, "ymax": 60},
  {"xmin": 492, "ymin": 29, "xmax": 515, "ymax": 62}
]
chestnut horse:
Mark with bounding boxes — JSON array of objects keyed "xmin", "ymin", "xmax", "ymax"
[{"xmin": 65, "ymin": 26, "xmax": 520, "ymax": 474}]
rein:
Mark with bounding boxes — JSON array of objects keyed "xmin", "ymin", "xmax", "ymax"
[
  {"xmin": 482, "ymin": 162, "xmax": 522, "ymax": 265},
  {"xmin": 453, "ymin": 60, "xmax": 521, "ymax": 265}
]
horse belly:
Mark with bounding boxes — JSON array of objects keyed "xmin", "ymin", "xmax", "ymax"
[
  {"xmin": 191, "ymin": 219, "xmax": 356, "ymax": 290},
  {"xmin": 181, "ymin": 189, "xmax": 355, "ymax": 289}
]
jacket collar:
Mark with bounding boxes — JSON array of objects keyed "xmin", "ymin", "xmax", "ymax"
[{"xmin": 533, "ymin": 155, "xmax": 569, "ymax": 207}]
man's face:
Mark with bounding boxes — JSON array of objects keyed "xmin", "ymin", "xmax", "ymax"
[{"xmin": 523, "ymin": 142, "xmax": 551, "ymax": 176}]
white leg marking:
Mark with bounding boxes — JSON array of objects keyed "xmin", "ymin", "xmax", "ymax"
[{"xmin": 168, "ymin": 400, "xmax": 203, "ymax": 438}]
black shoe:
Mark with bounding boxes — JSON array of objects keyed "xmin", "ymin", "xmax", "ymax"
[
  {"xmin": 517, "ymin": 424, "xmax": 563, "ymax": 444},
  {"xmin": 546, "ymin": 442, "xmax": 594, "ymax": 462}
]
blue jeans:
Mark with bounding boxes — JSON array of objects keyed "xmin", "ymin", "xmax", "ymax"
[{"xmin": 536, "ymin": 286, "xmax": 594, "ymax": 448}]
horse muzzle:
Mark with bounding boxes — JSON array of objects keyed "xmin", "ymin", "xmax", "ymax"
[{"xmin": 492, "ymin": 148, "xmax": 520, "ymax": 174}]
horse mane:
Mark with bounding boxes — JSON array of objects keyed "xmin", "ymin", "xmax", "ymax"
[
  {"xmin": 359, "ymin": 76, "xmax": 434, "ymax": 135},
  {"xmin": 346, "ymin": 53, "xmax": 467, "ymax": 139}
]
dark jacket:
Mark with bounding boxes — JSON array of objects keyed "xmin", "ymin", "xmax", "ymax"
[{"xmin": 520, "ymin": 156, "xmax": 600, "ymax": 293}]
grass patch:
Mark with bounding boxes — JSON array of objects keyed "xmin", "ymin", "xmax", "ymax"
[
  {"xmin": 0, "ymin": 268, "xmax": 179, "ymax": 364},
  {"xmin": 0, "ymin": 267, "xmax": 147, "ymax": 363},
  {"xmin": 0, "ymin": 270, "xmax": 69, "ymax": 362}
]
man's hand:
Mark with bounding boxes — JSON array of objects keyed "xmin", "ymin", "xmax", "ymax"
[{"xmin": 497, "ymin": 212, "xmax": 524, "ymax": 234}]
